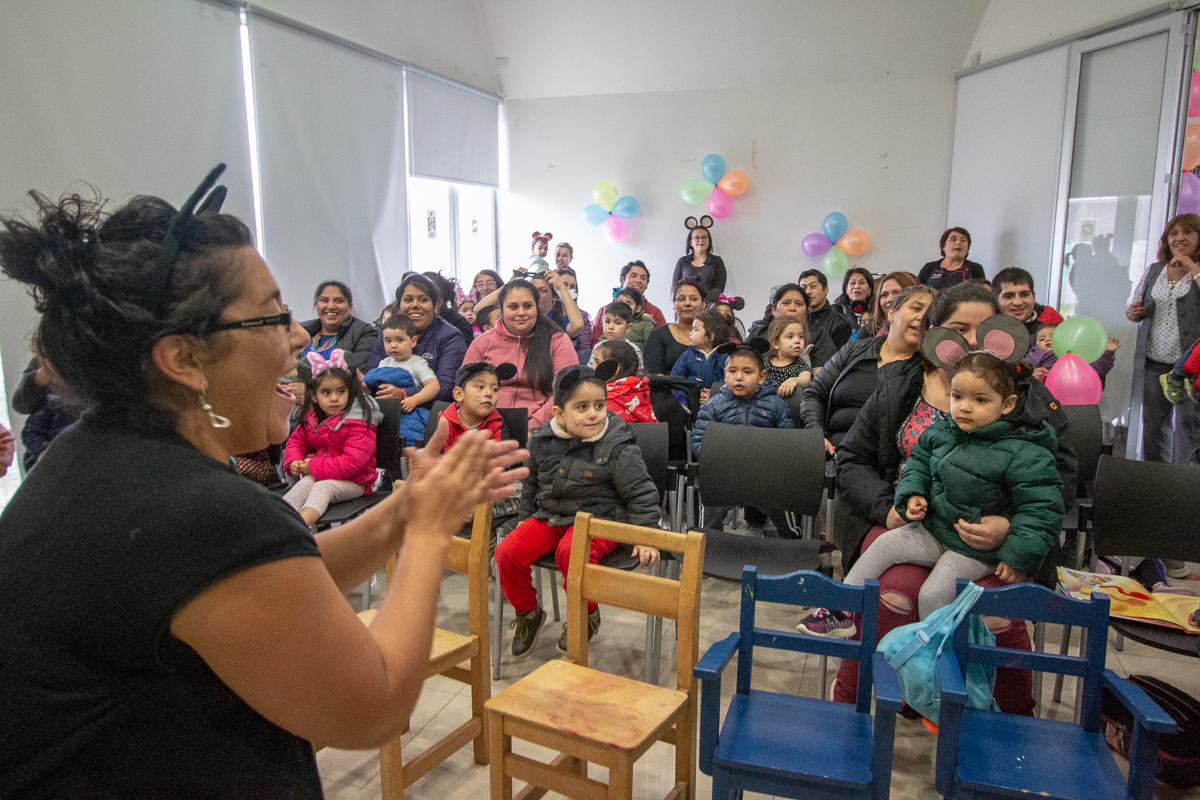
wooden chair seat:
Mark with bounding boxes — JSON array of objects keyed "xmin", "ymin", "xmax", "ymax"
[
  {"xmin": 356, "ymin": 611, "xmax": 478, "ymax": 680},
  {"xmin": 487, "ymin": 659, "xmax": 688, "ymax": 753}
]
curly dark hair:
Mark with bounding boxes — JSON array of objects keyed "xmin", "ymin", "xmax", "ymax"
[{"xmin": 0, "ymin": 190, "xmax": 250, "ymax": 432}]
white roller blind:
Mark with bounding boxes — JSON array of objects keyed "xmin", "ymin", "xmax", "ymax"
[
  {"xmin": 0, "ymin": 0, "xmax": 251, "ymax": 442},
  {"xmin": 947, "ymin": 46, "xmax": 1071, "ymax": 290},
  {"xmin": 407, "ymin": 70, "xmax": 500, "ymax": 187},
  {"xmin": 250, "ymin": 15, "xmax": 408, "ymax": 318}
]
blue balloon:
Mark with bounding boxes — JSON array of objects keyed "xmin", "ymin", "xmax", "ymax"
[
  {"xmin": 582, "ymin": 204, "xmax": 609, "ymax": 227},
  {"xmin": 610, "ymin": 195, "xmax": 639, "ymax": 219},
  {"xmin": 823, "ymin": 212, "xmax": 848, "ymax": 244},
  {"xmin": 701, "ymin": 154, "xmax": 726, "ymax": 185}
]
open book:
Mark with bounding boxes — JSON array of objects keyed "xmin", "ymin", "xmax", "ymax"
[{"xmin": 1057, "ymin": 568, "xmax": 1200, "ymax": 634}]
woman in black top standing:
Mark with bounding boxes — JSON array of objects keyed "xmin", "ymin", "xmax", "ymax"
[
  {"xmin": 918, "ymin": 226, "xmax": 985, "ymax": 290},
  {"xmin": 672, "ymin": 216, "xmax": 727, "ymax": 297},
  {"xmin": 0, "ymin": 170, "xmax": 527, "ymax": 797}
]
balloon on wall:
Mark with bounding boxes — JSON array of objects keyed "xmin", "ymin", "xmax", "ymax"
[
  {"xmin": 1180, "ymin": 170, "xmax": 1200, "ymax": 216},
  {"xmin": 1189, "ymin": 71, "xmax": 1200, "ymax": 117},
  {"xmin": 680, "ymin": 153, "xmax": 751, "ymax": 219},
  {"xmin": 1184, "ymin": 125, "xmax": 1200, "ymax": 171},
  {"xmin": 802, "ymin": 212, "xmax": 870, "ymax": 276},
  {"xmin": 581, "ymin": 181, "xmax": 638, "ymax": 243},
  {"xmin": 1045, "ymin": 353, "xmax": 1103, "ymax": 405},
  {"xmin": 1051, "ymin": 315, "xmax": 1107, "ymax": 363}
]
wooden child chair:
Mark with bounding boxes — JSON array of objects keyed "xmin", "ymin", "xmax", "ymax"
[
  {"xmin": 485, "ymin": 511, "xmax": 705, "ymax": 800},
  {"xmin": 694, "ymin": 567, "xmax": 900, "ymax": 799},
  {"xmin": 935, "ymin": 579, "xmax": 1175, "ymax": 800},
  {"xmin": 354, "ymin": 501, "xmax": 493, "ymax": 798}
]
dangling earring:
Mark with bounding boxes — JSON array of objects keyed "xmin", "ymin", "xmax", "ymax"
[{"xmin": 199, "ymin": 390, "xmax": 231, "ymax": 428}]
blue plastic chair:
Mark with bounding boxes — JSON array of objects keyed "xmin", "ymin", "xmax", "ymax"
[
  {"xmin": 935, "ymin": 579, "xmax": 1176, "ymax": 800},
  {"xmin": 694, "ymin": 567, "xmax": 901, "ymax": 799}
]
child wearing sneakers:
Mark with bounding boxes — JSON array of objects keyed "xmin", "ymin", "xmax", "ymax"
[
  {"xmin": 437, "ymin": 361, "xmax": 518, "ymax": 450},
  {"xmin": 495, "ymin": 363, "xmax": 661, "ymax": 658},
  {"xmin": 595, "ymin": 340, "xmax": 658, "ymax": 423},
  {"xmin": 798, "ymin": 316, "xmax": 1064, "ymax": 637},
  {"xmin": 1161, "ymin": 334, "xmax": 1200, "ymax": 404}
]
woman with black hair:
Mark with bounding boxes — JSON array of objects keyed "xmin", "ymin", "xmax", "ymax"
[
  {"xmin": 643, "ymin": 278, "xmax": 706, "ymax": 374},
  {"xmin": 295, "ymin": 280, "xmax": 377, "ymax": 382},
  {"xmin": 422, "ymin": 271, "xmax": 475, "ymax": 345},
  {"xmin": 0, "ymin": 173, "xmax": 527, "ymax": 796},
  {"xmin": 365, "ymin": 273, "xmax": 466, "ymax": 403},
  {"xmin": 464, "ymin": 279, "xmax": 579, "ymax": 425},
  {"xmin": 833, "ymin": 267, "xmax": 875, "ymax": 333},
  {"xmin": 672, "ymin": 220, "xmax": 727, "ymax": 297}
]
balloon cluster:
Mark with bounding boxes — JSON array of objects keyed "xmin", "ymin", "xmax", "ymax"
[
  {"xmin": 1179, "ymin": 58, "xmax": 1200, "ymax": 214},
  {"xmin": 800, "ymin": 212, "xmax": 871, "ymax": 277},
  {"xmin": 582, "ymin": 182, "xmax": 639, "ymax": 243},
  {"xmin": 1044, "ymin": 315, "xmax": 1108, "ymax": 405},
  {"xmin": 680, "ymin": 154, "xmax": 749, "ymax": 219}
]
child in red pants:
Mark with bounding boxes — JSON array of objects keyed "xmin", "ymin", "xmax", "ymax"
[{"xmin": 495, "ymin": 362, "xmax": 661, "ymax": 658}]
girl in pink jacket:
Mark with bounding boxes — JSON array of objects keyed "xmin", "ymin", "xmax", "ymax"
[
  {"xmin": 283, "ymin": 350, "xmax": 381, "ymax": 526},
  {"xmin": 463, "ymin": 280, "xmax": 580, "ymax": 426}
]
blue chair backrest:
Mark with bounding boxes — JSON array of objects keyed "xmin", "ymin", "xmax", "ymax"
[
  {"xmin": 949, "ymin": 579, "xmax": 1110, "ymax": 732},
  {"xmin": 739, "ymin": 566, "xmax": 879, "ymax": 714}
]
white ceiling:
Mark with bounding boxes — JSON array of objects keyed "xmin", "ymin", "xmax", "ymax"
[{"xmin": 478, "ymin": 0, "xmax": 990, "ymax": 99}]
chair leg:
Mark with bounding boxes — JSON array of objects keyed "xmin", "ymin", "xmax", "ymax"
[
  {"xmin": 644, "ymin": 560, "xmax": 662, "ymax": 685},
  {"xmin": 471, "ymin": 650, "xmax": 490, "ymax": 765},
  {"xmin": 361, "ymin": 577, "xmax": 372, "ymax": 612},
  {"xmin": 379, "ymin": 737, "xmax": 405, "ymax": 800},
  {"xmin": 1052, "ymin": 624, "xmax": 1072, "ymax": 703},
  {"xmin": 608, "ymin": 758, "xmax": 634, "ymax": 800},
  {"xmin": 549, "ymin": 570, "xmax": 561, "ymax": 622},
  {"xmin": 1032, "ymin": 622, "xmax": 1045, "ymax": 718},
  {"xmin": 533, "ymin": 567, "xmax": 544, "ymax": 611},
  {"xmin": 1074, "ymin": 628, "xmax": 1087, "ymax": 725},
  {"xmin": 492, "ymin": 564, "xmax": 504, "ymax": 681},
  {"xmin": 488, "ymin": 711, "xmax": 512, "ymax": 800}
]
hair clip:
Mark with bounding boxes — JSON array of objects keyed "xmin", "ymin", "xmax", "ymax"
[
  {"xmin": 140, "ymin": 163, "xmax": 228, "ymax": 316},
  {"xmin": 684, "ymin": 215, "xmax": 714, "ymax": 231}
]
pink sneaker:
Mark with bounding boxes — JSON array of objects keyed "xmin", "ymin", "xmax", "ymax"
[{"xmin": 796, "ymin": 608, "xmax": 856, "ymax": 638}]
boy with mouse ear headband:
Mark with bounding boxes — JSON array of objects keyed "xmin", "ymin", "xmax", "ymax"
[{"xmin": 799, "ymin": 315, "xmax": 1064, "ymax": 638}]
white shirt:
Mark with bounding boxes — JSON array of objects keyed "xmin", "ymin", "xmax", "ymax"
[{"xmin": 1147, "ymin": 268, "xmax": 1196, "ymax": 363}]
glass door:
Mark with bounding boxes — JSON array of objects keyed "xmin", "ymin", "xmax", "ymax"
[{"xmin": 1048, "ymin": 14, "xmax": 1192, "ymax": 456}]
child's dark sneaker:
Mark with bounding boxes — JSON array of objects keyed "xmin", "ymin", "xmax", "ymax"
[
  {"xmin": 1161, "ymin": 372, "xmax": 1186, "ymax": 405},
  {"xmin": 796, "ymin": 608, "xmax": 856, "ymax": 638},
  {"xmin": 557, "ymin": 609, "xmax": 601, "ymax": 654},
  {"xmin": 1186, "ymin": 377, "xmax": 1198, "ymax": 403},
  {"xmin": 510, "ymin": 608, "xmax": 546, "ymax": 658}
]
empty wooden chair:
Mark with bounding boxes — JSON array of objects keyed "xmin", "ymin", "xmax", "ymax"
[{"xmin": 485, "ymin": 512, "xmax": 705, "ymax": 800}]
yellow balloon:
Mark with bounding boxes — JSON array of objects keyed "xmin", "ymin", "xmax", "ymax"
[{"xmin": 593, "ymin": 181, "xmax": 617, "ymax": 213}]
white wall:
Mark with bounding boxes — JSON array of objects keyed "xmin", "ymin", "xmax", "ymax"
[
  {"xmin": 500, "ymin": 78, "xmax": 958, "ymax": 323},
  {"xmin": 967, "ymin": 0, "xmax": 1164, "ymax": 66}
]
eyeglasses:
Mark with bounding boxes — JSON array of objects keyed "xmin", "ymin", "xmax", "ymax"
[{"xmin": 214, "ymin": 305, "xmax": 292, "ymax": 331}]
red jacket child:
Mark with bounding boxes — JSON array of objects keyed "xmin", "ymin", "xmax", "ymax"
[
  {"xmin": 284, "ymin": 398, "xmax": 381, "ymax": 492},
  {"xmin": 438, "ymin": 402, "xmax": 507, "ymax": 450},
  {"xmin": 606, "ymin": 376, "xmax": 658, "ymax": 423}
]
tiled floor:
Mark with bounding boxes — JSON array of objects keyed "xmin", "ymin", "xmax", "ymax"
[{"xmin": 319, "ymin": 567, "xmax": 1200, "ymax": 799}]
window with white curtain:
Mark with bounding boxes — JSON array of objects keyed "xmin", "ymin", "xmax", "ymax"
[
  {"xmin": 406, "ymin": 70, "xmax": 501, "ymax": 188},
  {"xmin": 407, "ymin": 177, "xmax": 497, "ymax": 290}
]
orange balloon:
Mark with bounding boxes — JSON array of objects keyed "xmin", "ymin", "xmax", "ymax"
[
  {"xmin": 717, "ymin": 170, "xmax": 750, "ymax": 196},
  {"xmin": 1185, "ymin": 124, "xmax": 1200, "ymax": 171},
  {"xmin": 837, "ymin": 229, "xmax": 870, "ymax": 256}
]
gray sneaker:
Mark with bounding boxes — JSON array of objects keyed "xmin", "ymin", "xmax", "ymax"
[
  {"xmin": 557, "ymin": 609, "xmax": 601, "ymax": 654},
  {"xmin": 510, "ymin": 608, "xmax": 546, "ymax": 659},
  {"xmin": 1161, "ymin": 372, "xmax": 1186, "ymax": 405}
]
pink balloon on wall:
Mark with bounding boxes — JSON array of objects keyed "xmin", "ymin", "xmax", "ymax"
[
  {"xmin": 801, "ymin": 232, "xmax": 833, "ymax": 257},
  {"xmin": 1180, "ymin": 170, "xmax": 1200, "ymax": 216},
  {"xmin": 1190, "ymin": 71, "xmax": 1200, "ymax": 117},
  {"xmin": 602, "ymin": 214, "xmax": 627, "ymax": 243},
  {"xmin": 708, "ymin": 187, "xmax": 732, "ymax": 219},
  {"xmin": 1044, "ymin": 353, "xmax": 1102, "ymax": 405}
]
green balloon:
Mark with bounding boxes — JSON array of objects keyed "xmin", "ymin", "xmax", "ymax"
[
  {"xmin": 823, "ymin": 245, "xmax": 849, "ymax": 276},
  {"xmin": 680, "ymin": 178, "xmax": 714, "ymax": 205},
  {"xmin": 1051, "ymin": 315, "xmax": 1107, "ymax": 363}
]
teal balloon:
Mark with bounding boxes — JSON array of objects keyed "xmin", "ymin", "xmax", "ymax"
[
  {"xmin": 681, "ymin": 178, "xmax": 714, "ymax": 204},
  {"xmin": 701, "ymin": 154, "xmax": 726, "ymax": 184},
  {"xmin": 823, "ymin": 212, "xmax": 848, "ymax": 243},
  {"xmin": 1052, "ymin": 315, "xmax": 1107, "ymax": 362},
  {"xmin": 611, "ymin": 195, "xmax": 639, "ymax": 219},
  {"xmin": 823, "ymin": 245, "xmax": 849, "ymax": 276},
  {"xmin": 582, "ymin": 204, "xmax": 609, "ymax": 227}
]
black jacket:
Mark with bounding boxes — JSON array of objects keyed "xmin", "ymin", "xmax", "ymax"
[
  {"xmin": 799, "ymin": 337, "xmax": 917, "ymax": 434},
  {"xmin": 833, "ymin": 294, "xmax": 872, "ymax": 333},
  {"xmin": 918, "ymin": 259, "xmax": 986, "ymax": 290},
  {"xmin": 834, "ymin": 358, "xmax": 1077, "ymax": 574},
  {"xmin": 672, "ymin": 254, "xmax": 727, "ymax": 297},
  {"xmin": 12, "ymin": 358, "xmax": 46, "ymax": 416},
  {"xmin": 297, "ymin": 316, "xmax": 378, "ymax": 380},
  {"xmin": 806, "ymin": 302, "xmax": 853, "ymax": 351}
]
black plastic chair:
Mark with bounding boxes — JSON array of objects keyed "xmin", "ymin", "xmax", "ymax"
[
  {"xmin": 424, "ymin": 401, "xmax": 529, "ymax": 449},
  {"xmin": 694, "ymin": 422, "xmax": 826, "ymax": 580},
  {"xmin": 1061, "ymin": 404, "xmax": 1103, "ymax": 569}
]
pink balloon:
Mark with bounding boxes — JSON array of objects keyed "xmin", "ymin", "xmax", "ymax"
[
  {"xmin": 1190, "ymin": 71, "xmax": 1200, "ymax": 117},
  {"xmin": 1181, "ymin": 170, "xmax": 1200, "ymax": 215},
  {"xmin": 708, "ymin": 187, "xmax": 732, "ymax": 219},
  {"xmin": 602, "ymin": 214, "xmax": 626, "ymax": 243},
  {"xmin": 801, "ymin": 232, "xmax": 833, "ymax": 257},
  {"xmin": 1044, "ymin": 353, "xmax": 1102, "ymax": 405}
]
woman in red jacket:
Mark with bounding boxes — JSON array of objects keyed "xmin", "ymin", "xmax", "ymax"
[
  {"xmin": 464, "ymin": 280, "xmax": 579, "ymax": 426},
  {"xmin": 283, "ymin": 349, "xmax": 381, "ymax": 526}
]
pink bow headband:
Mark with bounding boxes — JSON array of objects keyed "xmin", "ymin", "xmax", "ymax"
[
  {"xmin": 307, "ymin": 348, "xmax": 348, "ymax": 376},
  {"xmin": 719, "ymin": 294, "xmax": 735, "ymax": 304}
]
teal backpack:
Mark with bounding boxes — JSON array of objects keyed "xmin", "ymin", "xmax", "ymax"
[{"xmin": 877, "ymin": 581, "xmax": 998, "ymax": 724}]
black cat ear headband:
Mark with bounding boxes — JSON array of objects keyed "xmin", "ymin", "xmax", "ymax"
[
  {"xmin": 715, "ymin": 336, "xmax": 771, "ymax": 365},
  {"xmin": 455, "ymin": 361, "xmax": 518, "ymax": 388},
  {"xmin": 921, "ymin": 314, "xmax": 1029, "ymax": 371},
  {"xmin": 140, "ymin": 163, "xmax": 229, "ymax": 316},
  {"xmin": 684, "ymin": 215, "xmax": 714, "ymax": 232},
  {"xmin": 556, "ymin": 360, "xmax": 619, "ymax": 395}
]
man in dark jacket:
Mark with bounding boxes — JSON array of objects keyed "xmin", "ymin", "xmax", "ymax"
[{"xmin": 800, "ymin": 270, "xmax": 853, "ymax": 350}]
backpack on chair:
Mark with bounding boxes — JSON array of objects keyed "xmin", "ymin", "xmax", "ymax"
[{"xmin": 1103, "ymin": 674, "xmax": 1200, "ymax": 788}]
